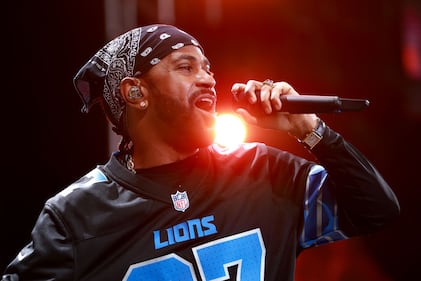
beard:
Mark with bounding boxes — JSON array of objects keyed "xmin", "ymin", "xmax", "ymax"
[{"xmin": 153, "ymin": 91, "xmax": 216, "ymax": 152}]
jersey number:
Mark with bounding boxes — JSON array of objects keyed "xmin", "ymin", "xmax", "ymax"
[{"xmin": 123, "ymin": 229, "xmax": 265, "ymax": 281}]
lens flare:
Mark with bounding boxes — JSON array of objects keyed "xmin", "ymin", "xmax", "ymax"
[{"xmin": 214, "ymin": 113, "xmax": 247, "ymax": 147}]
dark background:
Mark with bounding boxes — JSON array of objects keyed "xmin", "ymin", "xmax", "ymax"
[{"xmin": 3, "ymin": 0, "xmax": 420, "ymax": 280}]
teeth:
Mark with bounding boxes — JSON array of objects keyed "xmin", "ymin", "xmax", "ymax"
[{"xmin": 195, "ymin": 98, "xmax": 214, "ymax": 110}]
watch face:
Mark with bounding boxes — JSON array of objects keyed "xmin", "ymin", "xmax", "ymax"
[
  {"xmin": 303, "ymin": 132, "xmax": 323, "ymax": 149},
  {"xmin": 299, "ymin": 119, "xmax": 325, "ymax": 149}
]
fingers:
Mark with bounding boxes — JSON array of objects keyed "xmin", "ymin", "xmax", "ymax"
[
  {"xmin": 231, "ymin": 80, "xmax": 298, "ymax": 115},
  {"xmin": 260, "ymin": 81, "xmax": 273, "ymax": 114},
  {"xmin": 231, "ymin": 80, "xmax": 260, "ymax": 104},
  {"xmin": 271, "ymin": 81, "xmax": 298, "ymax": 112},
  {"xmin": 232, "ymin": 80, "xmax": 319, "ymax": 134}
]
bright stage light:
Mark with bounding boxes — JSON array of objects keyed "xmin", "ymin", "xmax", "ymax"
[{"xmin": 214, "ymin": 113, "xmax": 247, "ymax": 147}]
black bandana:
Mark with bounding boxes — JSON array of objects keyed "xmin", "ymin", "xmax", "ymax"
[{"xmin": 73, "ymin": 24, "xmax": 203, "ymax": 127}]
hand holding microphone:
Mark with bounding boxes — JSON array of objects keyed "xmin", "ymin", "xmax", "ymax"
[
  {"xmin": 230, "ymin": 79, "xmax": 370, "ymax": 138},
  {"xmin": 231, "ymin": 79, "xmax": 369, "ymax": 115}
]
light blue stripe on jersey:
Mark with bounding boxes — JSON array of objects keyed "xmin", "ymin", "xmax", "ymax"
[
  {"xmin": 59, "ymin": 168, "xmax": 108, "ymax": 197},
  {"xmin": 299, "ymin": 165, "xmax": 348, "ymax": 248}
]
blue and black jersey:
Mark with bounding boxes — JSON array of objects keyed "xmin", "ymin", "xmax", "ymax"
[{"xmin": 2, "ymin": 126, "xmax": 399, "ymax": 281}]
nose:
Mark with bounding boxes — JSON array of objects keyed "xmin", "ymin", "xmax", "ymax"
[{"xmin": 197, "ymin": 69, "xmax": 216, "ymax": 88}]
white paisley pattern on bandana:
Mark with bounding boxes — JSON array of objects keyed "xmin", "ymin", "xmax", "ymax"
[
  {"xmin": 100, "ymin": 28, "xmax": 141, "ymax": 125},
  {"xmin": 73, "ymin": 24, "xmax": 203, "ymax": 128}
]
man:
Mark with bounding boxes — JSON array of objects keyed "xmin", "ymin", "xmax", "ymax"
[{"xmin": 2, "ymin": 24, "xmax": 399, "ymax": 281}]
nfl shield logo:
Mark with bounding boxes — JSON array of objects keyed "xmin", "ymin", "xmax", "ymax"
[{"xmin": 171, "ymin": 191, "xmax": 189, "ymax": 212}]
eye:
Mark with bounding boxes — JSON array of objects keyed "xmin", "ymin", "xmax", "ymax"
[{"xmin": 179, "ymin": 64, "xmax": 193, "ymax": 72}]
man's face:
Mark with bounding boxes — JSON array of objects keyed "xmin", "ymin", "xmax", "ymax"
[{"xmin": 141, "ymin": 45, "xmax": 217, "ymax": 151}]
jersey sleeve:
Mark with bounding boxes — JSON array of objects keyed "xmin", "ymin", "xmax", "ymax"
[
  {"xmin": 299, "ymin": 164, "xmax": 348, "ymax": 249},
  {"xmin": 2, "ymin": 203, "xmax": 75, "ymax": 281},
  {"xmin": 2, "ymin": 168, "xmax": 110, "ymax": 281},
  {"xmin": 298, "ymin": 125, "xmax": 400, "ymax": 249}
]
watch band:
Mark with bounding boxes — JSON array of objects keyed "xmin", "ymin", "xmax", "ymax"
[{"xmin": 299, "ymin": 118, "xmax": 326, "ymax": 150}]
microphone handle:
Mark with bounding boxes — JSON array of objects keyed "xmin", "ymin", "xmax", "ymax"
[{"xmin": 232, "ymin": 93, "xmax": 370, "ymax": 114}]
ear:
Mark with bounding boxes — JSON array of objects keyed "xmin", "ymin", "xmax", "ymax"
[{"xmin": 122, "ymin": 77, "xmax": 150, "ymax": 104}]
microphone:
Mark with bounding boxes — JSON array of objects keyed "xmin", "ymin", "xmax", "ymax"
[{"xmin": 232, "ymin": 92, "xmax": 370, "ymax": 115}]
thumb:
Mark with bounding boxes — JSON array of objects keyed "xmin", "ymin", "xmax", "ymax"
[{"xmin": 235, "ymin": 108, "xmax": 257, "ymax": 125}]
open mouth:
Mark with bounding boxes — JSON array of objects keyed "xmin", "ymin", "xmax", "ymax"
[{"xmin": 194, "ymin": 94, "xmax": 216, "ymax": 112}]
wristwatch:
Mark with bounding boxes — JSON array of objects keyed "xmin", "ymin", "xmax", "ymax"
[{"xmin": 299, "ymin": 118, "xmax": 326, "ymax": 150}]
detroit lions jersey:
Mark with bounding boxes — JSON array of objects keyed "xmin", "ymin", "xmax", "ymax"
[{"xmin": 2, "ymin": 126, "xmax": 399, "ymax": 281}]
